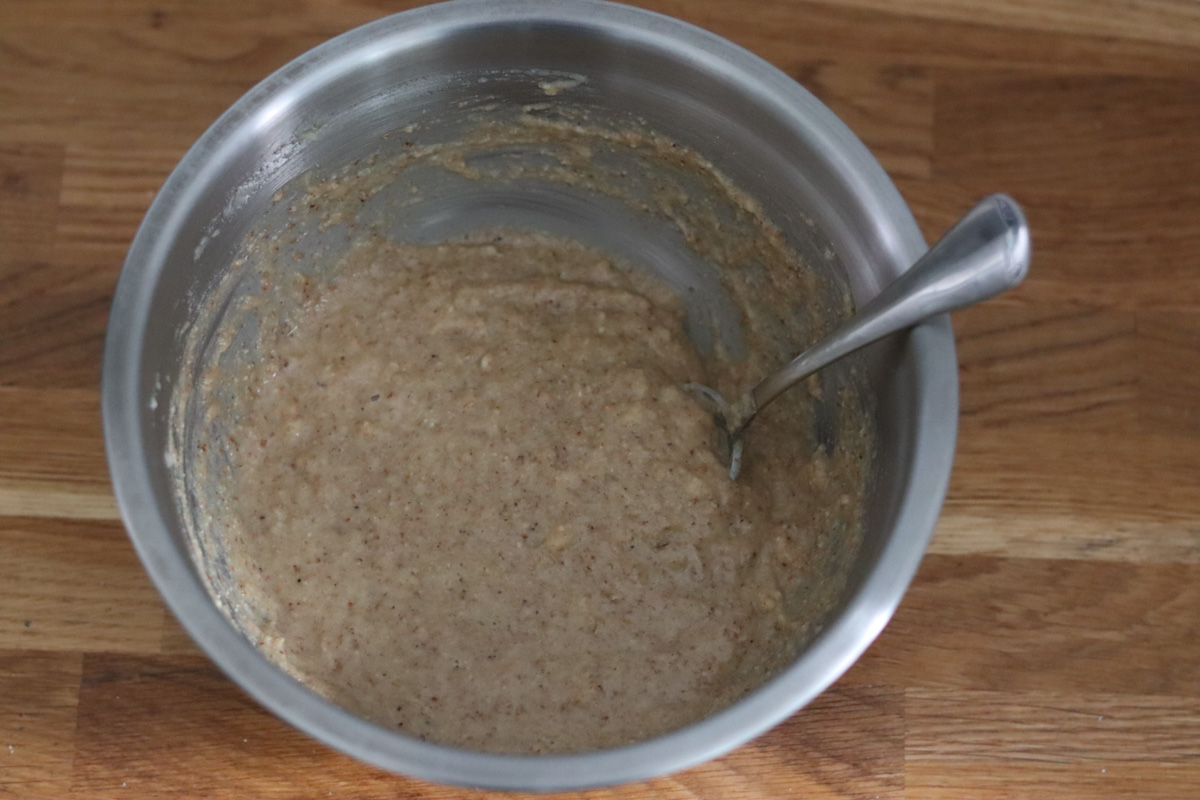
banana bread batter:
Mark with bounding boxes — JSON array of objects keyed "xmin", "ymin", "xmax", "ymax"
[{"xmin": 192, "ymin": 229, "xmax": 866, "ymax": 753}]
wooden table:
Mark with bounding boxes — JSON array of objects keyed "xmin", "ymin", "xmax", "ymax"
[{"xmin": 3, "ymin": 1, "xmax": 1198, "ymax": 797}]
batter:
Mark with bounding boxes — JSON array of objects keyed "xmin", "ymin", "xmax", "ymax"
[
  {"xmin": 194, "ymin": 230, "xmax": 865, "ymax": 753},
  {"xmin": 175, "ymin": 107, "xmax": 873, "ymax": 754}
]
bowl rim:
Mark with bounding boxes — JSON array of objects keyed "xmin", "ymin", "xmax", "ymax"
[{"xmin": 102, "ymin": 0, "xmax": 957, "ymax": 790}]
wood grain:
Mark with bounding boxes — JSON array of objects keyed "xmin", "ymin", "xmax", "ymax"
[
  {"xmin": 0, "ymin": 389, "xmax": 115, "ymax": 517},
  {"xmin": 0, "ymin": 144, "xmax": 62, "ymax": 266},
  {"xmin": 827, "ymin": 0, "xmax": 1200, "ymax": 48},
  {"xmin": 660, "ymin": 0, "xmax": 1200, "ymax": 80},
  {"xmin": 1, "ymin": 0, "xmax": 1199, "ymax": 796},
  {"xmin": 1137, "ymin": 310, "xmax": 1200, "ymax": 436},
  {"xmin": 933, "ymin": 72, "xmax": 1200, "ymax": 310},
  {"xmin": 852, "ymin": 555, "xmax": 1200, "ymax": 696},
  {"xmin": 0, "ymin": 518, "xmax": 163, "ymax": 653},
  {"xmin": 0, "ymin": 651, "xmax": 82, "ymax": 800},
  {"xmin": 932, "ymin": 425, "xmax": 1200, "ymax": 562},
  {"xmin": 906, "ymin": 690, "xmax": 1200, "ymax": 799}
]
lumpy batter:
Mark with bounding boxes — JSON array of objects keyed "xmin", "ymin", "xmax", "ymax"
[
  {"xmin": 180, "ymin": 112, "xmax": 870, "ymax": 754},
  {"xmin": 197, "ymin": 230, "xmax": 864, "ymax": 753}
]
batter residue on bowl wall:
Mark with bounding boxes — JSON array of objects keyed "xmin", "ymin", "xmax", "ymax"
[{"xmin": 174, "ymin": 112, "xmax": 870, "ymax": 754}]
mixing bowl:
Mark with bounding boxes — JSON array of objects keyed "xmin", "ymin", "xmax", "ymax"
[{"xmin": 102, "ymin": 0, "xmax": 956, "ymax": 789}]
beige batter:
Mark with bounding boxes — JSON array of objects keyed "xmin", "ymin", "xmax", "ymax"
[
  {"xmin": 176, "ymin": 107, "xmax": 873, "ymax": 754},
  {"xmin": 198, "ymin": 230, "xmax": 865, "ymax": 753}
]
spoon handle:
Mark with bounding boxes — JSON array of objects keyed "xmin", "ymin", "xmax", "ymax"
[{"xmin": 743, "ymin": 194, "xmax": 1031, "ymax": 427}]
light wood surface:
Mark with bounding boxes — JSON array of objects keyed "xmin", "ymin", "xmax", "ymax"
[{"xmin": 2, "ymin": 1, "xmax": 1198, "ymax": 797}]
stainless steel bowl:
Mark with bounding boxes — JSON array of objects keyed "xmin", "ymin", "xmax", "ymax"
[{"xmin": 103, "ymin": 0, "xmax": 956, "ymax": 789}]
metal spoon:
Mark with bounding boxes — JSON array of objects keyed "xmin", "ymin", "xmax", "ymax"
[{"xmin": 687, "ymin": 193, "xmax": 1031, "ymax": 479}]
